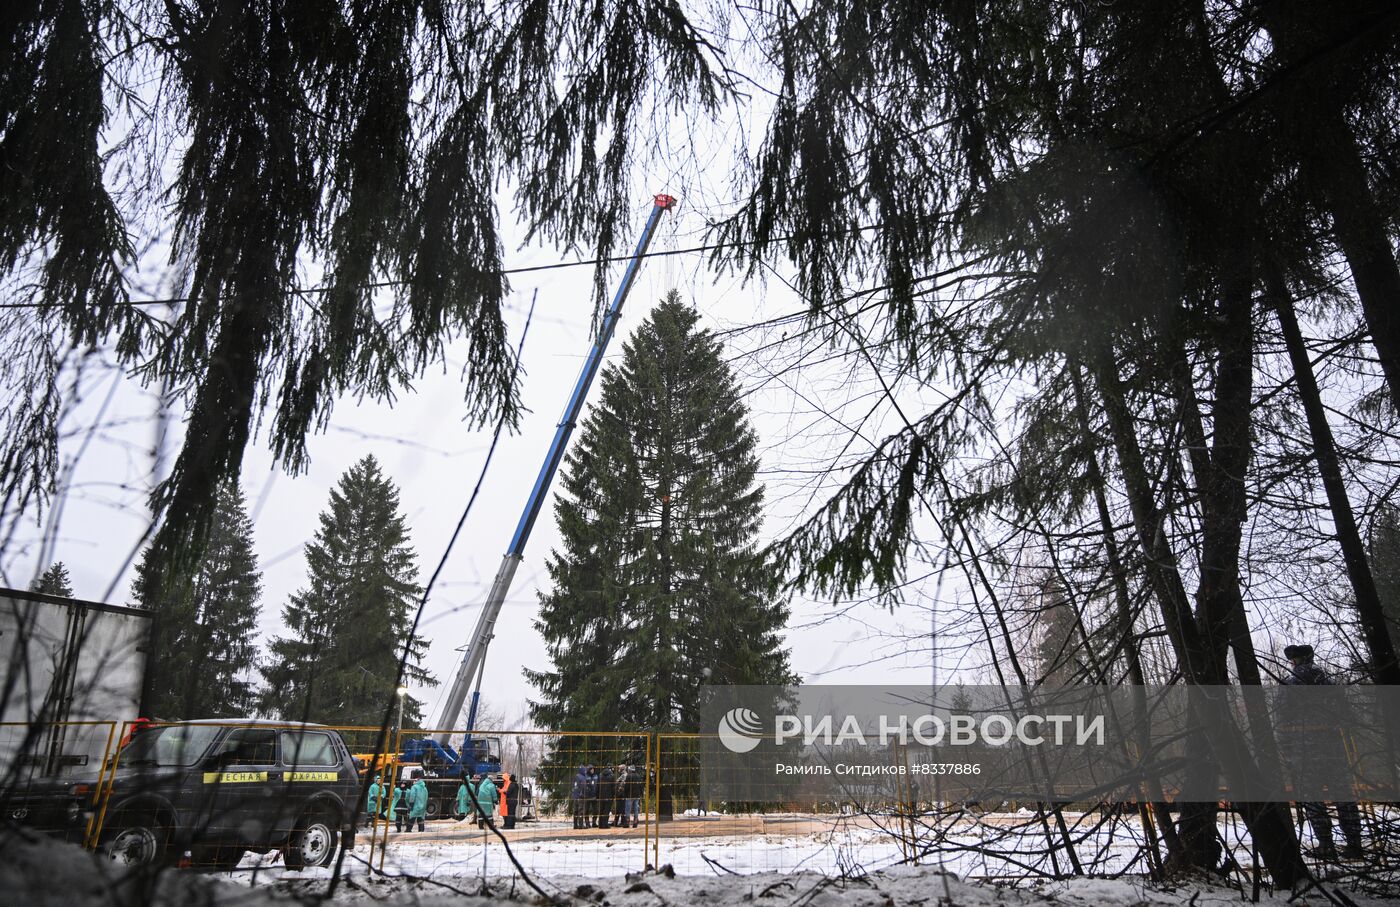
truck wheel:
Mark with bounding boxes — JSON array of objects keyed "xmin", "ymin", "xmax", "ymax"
[
  {"xmin": 285, "ymin": 813, "xmax": 338, "ymax": 870},
  {"xmin": 425, "ymin": 798, "xmax": 440, "ymax": 818},
  {"xmin": 101, "ymin": 811, "xmax": 171, "ymax": 867}
]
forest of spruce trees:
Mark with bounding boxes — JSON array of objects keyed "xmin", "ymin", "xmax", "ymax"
[
  {"xmin": 66, "ymin": 300, "xmax": 794, "ymax": 744},
  {"xmin": 5, "ymin": 0, "xmax": 1400, "ymax": 889}
]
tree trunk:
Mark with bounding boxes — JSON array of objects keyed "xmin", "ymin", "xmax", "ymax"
[
  {"xmin": 1170, "ymin": 293, "xmax": 1292, "ymax": 846},
  {"xmin": 1090, "ymin": 351, "xmax": 1308, "ymax": 886},
  {"xmin": 1261, "ymin": 2, "xmax": 1400, "ymax": 407},
  {"xmin": 1070, "ymin": 365, "xmax": 1182, "ymax": 863},
  {"xmin": 1091, "ymin": 354, "xmax": 1208, "ymax": 678},
  {"xmin": 1310, "ymin": 106, "xmax": 1400, "ymax": 408},
  {"xmin": 1267, "ymin": 267, "xmax": 1400, "ymax": 684}
]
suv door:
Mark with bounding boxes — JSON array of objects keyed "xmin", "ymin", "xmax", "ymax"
[
  {"xmin": 278, "ymin": 730, "xmax": 346, "ymax": 826},
  {"xmin": 201, "ymin": 728, "xmax": 281, "ymax": 848}
]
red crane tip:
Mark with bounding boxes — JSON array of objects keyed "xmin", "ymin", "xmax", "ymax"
[{"xmin": 654, "ymin": 194, "xmax": 677, "ymax": 210}]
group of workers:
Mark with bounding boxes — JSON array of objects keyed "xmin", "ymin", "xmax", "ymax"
[
  {"xmin": 456, "ymin": 771, "xmax": 522, "ymax": 829},
  {"xmin": 571, "ymin": 764, "xmax": 644, "ymax": 829},
  {"xmin": 365, "ymin": 773, "xmax": 428, "ymax": 833},
  {"xmin": 353, "ymin": 645, "xmax": 1363, "ymax": 862},
  {"xmin": 364, "ymin": 770, "xmax": 521, "ymax": 832}
]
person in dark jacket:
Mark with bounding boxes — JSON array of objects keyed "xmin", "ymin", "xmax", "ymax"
[
  {"xmin": 621, "ymin": 764, "xmax": 642, "ymax": 828},
  {"xmin": 607, "ymin": 765, "xmax": 620, "ymax": 829},
  {"xmin": 584, "ymin": 766, "xmax": 600, "ymax": 827},
  {"xmin": 572, "ymin": 765, "xmax": 589, "ymax": 829},
  {"xmin": 393, "ymin": 780, "xmax": 410, "ymax": 832},
  {"xmin": 610, "ymin": 765, "xmax": 627, "ymax": 829},
  {"xmin": 596, "ymin": 766, "xmax": 616, "ymax": 829},
  {"xmin": 500, "ymin": 772, "xmax": 520, "ymax": 830},
  {"xmin": 1277, "ymin": 644, "xmax": 1364, "ymax": 860}
]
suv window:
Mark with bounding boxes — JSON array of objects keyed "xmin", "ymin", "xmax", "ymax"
[
  {"xmin": 121, "ymin": 724, "xmax": 221, "ymax": 766},
  {"xmin": 280, "ymin": 730, "xmax": 339, "ymax": 766},
  {"xmin": 213, "ymin": 729, "xmax": 278, "ymax": 765}
]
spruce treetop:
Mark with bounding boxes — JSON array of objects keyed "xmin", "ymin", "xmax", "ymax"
[
  {"xmin": 261, "ymin": 453, "xmax": 434, "ymax": 726},
  {"xmin": 529, "ymin": 291, "xmax": 792, "ymax": 736},
  {"xmin": 132, "ymin": 480, "xmax": 262, "ymax": 719}
]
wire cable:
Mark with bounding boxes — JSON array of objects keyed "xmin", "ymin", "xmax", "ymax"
[{"xmin": 0, "ymin": 222, "xmax": 889, "ymax": 311}]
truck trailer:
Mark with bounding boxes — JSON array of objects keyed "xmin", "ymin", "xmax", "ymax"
[{"xmin": 0, "ymin": 587, "xmax": 151, "ymax": 796}]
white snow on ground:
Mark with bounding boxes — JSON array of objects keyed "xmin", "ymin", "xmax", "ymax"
[
  {"xmin": 270, "ymin": 867, "xmax": 1400, "ymax": 907},
  {"xmin": 5, "ymin": 817, "xmax": 1394, "ymax": 901},
  {"xmin": 2, "ymin": 825, "xmax": 1394, "ymax": 907},
  {"xmin": 224, "ymin": 812, "xmax": 1226, "ymax": 882}
]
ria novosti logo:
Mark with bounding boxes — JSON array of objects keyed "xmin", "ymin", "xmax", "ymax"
[
  {"xmin": 717, "ymin": 707, "xmax": 765, "ymax": 753},
  {"xmin": 716, "ymin": 708, "xmax": 1108, "ymax": 753}
]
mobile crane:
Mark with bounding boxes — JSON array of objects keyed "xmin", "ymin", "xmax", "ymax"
[{"xmin": 391, "ymin": 194, "xmax": 677, "ymax": 802}]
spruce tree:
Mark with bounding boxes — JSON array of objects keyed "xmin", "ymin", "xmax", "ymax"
[
  {"xmin": 1, "ymin": 2, "xmax": 725, "ymax": 611},
  {"xmin": 528, "ymin": 292, "xmax": 794, "ymax": 735},
  {"xmin": 132, "ymin": 482, "xmax": 261, "ymax": 718},
  {"xmin": 31, "ymin": 562, "xmax": 74, "ymax": 597},
  {"xmin": 1029, "ymin": 576, "xmax": 1081, "ymax": 686},
  {"xmin": 261, "ymin": 455, "xmax": 434, "ymax": 726}
]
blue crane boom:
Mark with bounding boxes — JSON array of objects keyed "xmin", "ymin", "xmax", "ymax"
[{"xmin": 431, "ymin": 194, "xmax": 677, "ymax": 744}]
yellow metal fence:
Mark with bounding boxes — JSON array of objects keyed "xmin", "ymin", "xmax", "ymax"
[{"xmin": 2, "ymin": 721, "xmax": 1392, "ymax": 879}]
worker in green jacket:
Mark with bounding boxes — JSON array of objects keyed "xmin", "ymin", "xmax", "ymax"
[
  {"xmin": 470, "ymin": 773, "xmax": 499, "ymax": 829},
  {"xmin": 407, "ymin": 772, "xmax": 430, "ymax": 832},
  {"xmin": 365, "ymin": 776, "xmax": 383, "ymax": 820},
  {"xmin": 455, "ymin": 774, "xmax": 472, "ymax": 820}
]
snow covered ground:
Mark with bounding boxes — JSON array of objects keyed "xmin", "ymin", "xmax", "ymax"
[
  {"xmin": 222, "ymin": 812, "xmax": 1218, "ymax": 882},
  {"xmin": 2, "ymin": 824, "xmax": 1392, "ymax": 907}
]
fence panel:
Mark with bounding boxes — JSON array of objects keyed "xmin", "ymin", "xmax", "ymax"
[
  {"xmin": 648, "ymin": 733, "xmax": 1155, "ymax": 878},
  {"xmin": 365, "ymin": 727, "xmax": 654, "ymax": 879},
  {"xmin": 0, "ymin": 720, "xmax": 118, "ymax": 847},
  {"xmin": 9, "ymin": 720, "xmax": 1392, "ymax": 884},
  {"xmin": 651, "ymin": 732, "xmax": 927, "ymax": 875}
]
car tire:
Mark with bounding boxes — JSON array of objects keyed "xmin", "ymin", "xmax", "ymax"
[
  {"xmin": 285, "ymin": 813, "xmax": 338, "ymax": 871},
  {"xmin": 101, "ymin": 811, "xmax": 172, "ymax": 868}
]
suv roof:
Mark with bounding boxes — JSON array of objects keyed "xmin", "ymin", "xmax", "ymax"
[{"xmin": 163, "ymin": 719, "xmax": 333, "ymax": 728}]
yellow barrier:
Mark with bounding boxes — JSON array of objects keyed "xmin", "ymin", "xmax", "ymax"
[
  {"xmin": 7, "ymin": 720, "xmax": 1390, "ymax": 879},
  {"xmin": 372, "ymin": 727, "xmax": 653, "ymax": 874}
]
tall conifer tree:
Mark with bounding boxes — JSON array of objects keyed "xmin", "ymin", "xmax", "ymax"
[
  {"xmin": 261, "ymin": 455, "xmax": 434, "ymax": 726},
  {"xmin": 528, "ymin": 293, "xmax": 793, "ymax": 734},
  {"xmin": 132, "ymin": 482, "xmax": 261, "ymax": 718}
]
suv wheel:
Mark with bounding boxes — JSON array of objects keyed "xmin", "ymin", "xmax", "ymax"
[
  {"xmin": 285, "ymin": 814, "xmax": 338, "ymax": 870},
  {"xmin": 102, "ymin": 813, "xmax": 171, "ymax": 867}
]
